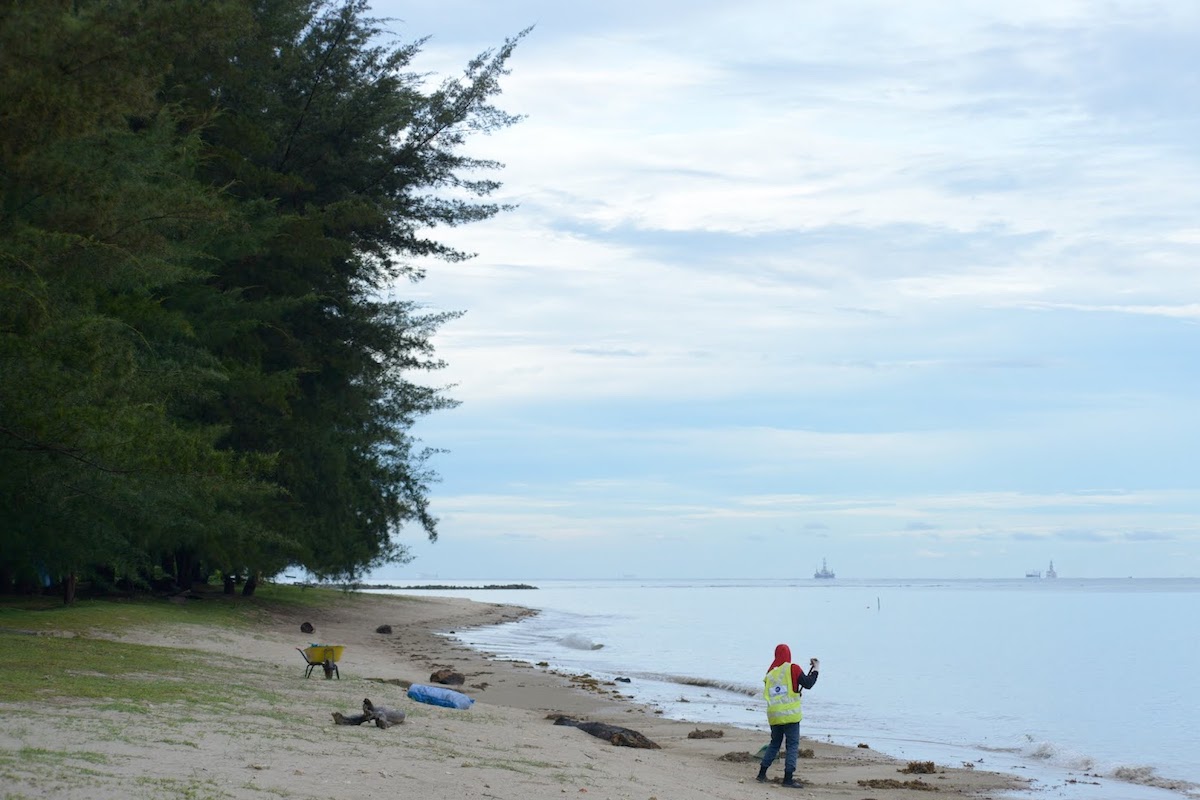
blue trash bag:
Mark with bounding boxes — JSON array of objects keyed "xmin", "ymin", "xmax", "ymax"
[{"xmin": 406, "ymin": 683, "xmax": 474, "ymax": 709}]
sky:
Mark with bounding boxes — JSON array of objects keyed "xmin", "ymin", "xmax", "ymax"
[{"xmin": 362, "ymin": 0, "xmax": 1200, "ymax": 581}]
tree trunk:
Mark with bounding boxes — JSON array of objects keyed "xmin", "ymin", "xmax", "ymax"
[
  {"xmin": 159, "ymin": 554, "xmax": 178, "ymax": 591},
  {"xmin": 174, "ymin": 548, "xmax": 199, "ymax": 592},
  {"xmin": 223, "ymin": 573, "xmax": 236, "ymax": 594},
  {"xmin": 242, "ymin": 571, "xmax": 258, "ymax": 597},
  {"xmin": 62, "ymin": 572, "xmax": 77, "ymax": 605}
]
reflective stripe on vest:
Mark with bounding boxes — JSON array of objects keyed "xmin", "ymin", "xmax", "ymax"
[{"xmin": 763, "ymin": 662, "xmax": 803, "ymax": 725}]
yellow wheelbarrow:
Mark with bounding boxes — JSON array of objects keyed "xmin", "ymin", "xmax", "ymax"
[{"xmin": 297, "ymin": 644, "xmax": 344, "ymax": 679}]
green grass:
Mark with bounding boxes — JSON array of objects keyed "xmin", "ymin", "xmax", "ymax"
[
  {"xmin": 132, "ymin": 775, "xmax": 232, "ymax": 800},
  {"xmin": 0, "ymin": 583, "xmax": 349, "ymax": 636},
  {"xmin": 0, "ymin": 748, "xmax": 110, "ymax": 793},
  {"xmin": 13, "ymin": 746, "xmax": 110, "ymax": 766},
  {"xmin": 465, "ymin": 755, "xmax": 557, "ymax": 774},
  {"xmin": 0, "ymin": 585, "xmax": 433, "ymax": 797},
  {"xmin": 0, "ymin": 627, "xmax": 307, "ymax": 718}
]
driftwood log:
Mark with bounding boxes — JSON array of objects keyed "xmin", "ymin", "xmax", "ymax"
[
  {"xmin": 429, "ymin": 668, "xmax": 465, "ymax": 685},
  {"xmin": 551, "ymin": 715, "xmax": 660, "ymax": 749},
  {"xmin": 332, "ymin": 698, "xmax": 406, "ymax": 729},
  {"xmin": 688, "ymin": 728, "xmax": 724, "ymax": 739}
]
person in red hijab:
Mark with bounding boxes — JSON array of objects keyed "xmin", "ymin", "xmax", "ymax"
[{"xmin": 756, "ymin": 643, "xmax": 819, "ymax": 788}]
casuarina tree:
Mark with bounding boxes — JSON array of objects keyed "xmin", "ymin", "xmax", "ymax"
[{"xmin": 0, "ymin": 0, "xmax": 526, "ymax": 598}]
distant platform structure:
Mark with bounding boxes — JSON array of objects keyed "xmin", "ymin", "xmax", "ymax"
[
  {"xmin": 814, "ymin": 558, "xmax": 836, "ymax": 579},
  {"xmin": 1026, "ymin": 560, "xmax": 1057, "ymax": 579}
]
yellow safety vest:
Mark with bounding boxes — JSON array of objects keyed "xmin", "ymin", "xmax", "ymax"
[{"xmin": 764, "ymin": 662, "xmax": 803, "ymax": 725}]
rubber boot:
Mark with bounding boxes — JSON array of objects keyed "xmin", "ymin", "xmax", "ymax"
[
  {"xmin": 756, "ymin": 765, "xmax": 768, "ymax": 783},
  {"xmin": 781, "ymin": 770, "xmax": 804, "ymax": 788}
]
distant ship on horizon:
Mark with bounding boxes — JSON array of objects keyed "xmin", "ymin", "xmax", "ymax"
[
  {"xmin": 814, "ymin": 558, "xmax": 836, "ymax": 579},
  {"xmin": 1026, "ymin": 560, "xmax": 1057, "ymax": 579}
]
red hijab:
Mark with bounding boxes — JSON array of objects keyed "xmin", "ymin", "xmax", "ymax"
[
  {"xmin": 768, "ymin": 643, "xmax": 805, "ymax": 692},
  {"xmin": 769, "ymin": 643, "xmax": 792, "ymax": 670}
]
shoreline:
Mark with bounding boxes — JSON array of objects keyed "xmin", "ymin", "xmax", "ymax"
[
  {"xmin": 305, "ymin": 590, "xmax": 1031, "ymax": 798},
  {"xmin": 1, "ymin": 589, "xmax": 1027, "ymax": 799},
  {"xmin": 368, "ymin": 581, "xmax": 1200, "ymax": 800}
]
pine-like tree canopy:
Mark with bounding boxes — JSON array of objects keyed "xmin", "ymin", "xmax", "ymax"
[{"xmin": 0, "ymin": 0, "xmax": 525, "ymax": 599}]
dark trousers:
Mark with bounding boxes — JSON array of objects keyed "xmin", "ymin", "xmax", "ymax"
[{"xmin": 760, "ymin": 720, "xmax": 800, "ymax": 773}]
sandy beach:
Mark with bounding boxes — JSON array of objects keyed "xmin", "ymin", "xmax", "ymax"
[{"xmin": 0, "ymin": 590, "xmax": 1027, "ymax": 799}]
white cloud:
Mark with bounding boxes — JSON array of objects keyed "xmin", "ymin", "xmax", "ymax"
[
  {"xmin": 375, "ymin": 0, "xmax": 1200, "ymax": 578},
  {"xmin": 1022, "ymin": 302, "xmax": 1200, "ymax": 320}
]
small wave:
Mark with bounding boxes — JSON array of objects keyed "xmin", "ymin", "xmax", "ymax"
[
  {"xmin": 1026, "ymin": 741, "xmax": 1096, "ymax": 771},
  {"xmin": 664, "ymin": 675, "xmax": 759, "ymax": 698},
  {"xmin": 975, "ymin": 744, "xmax": 1024, "ymax": 755},
  {"xmin": 1024, "ymin": 740, "xmax": 1199, "ymax": 798},
  {"xmin": 558, "ymin": 634, "xmax": 603, "ymax": 650},
  {"xmin": 1111, "ymin": 765, "xmax": 1200, "ymax": 797}
]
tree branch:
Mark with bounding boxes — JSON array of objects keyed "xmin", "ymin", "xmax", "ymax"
[{"xmin": 0, "ymin": 426, "xmax": 132, "ymax": 475}]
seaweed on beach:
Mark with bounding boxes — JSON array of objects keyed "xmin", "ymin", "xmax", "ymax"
[
  {"xmin": 900, "ymin": 761, "xmax": 938, "ymax": 774},
  {"xmin": 858, "ymin": 778, "xmax": 939, "ymax": 791}
]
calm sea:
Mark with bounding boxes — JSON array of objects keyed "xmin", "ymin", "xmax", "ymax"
[{"xmin": 367, "ymin": 578, "xmax": 1200, "ymax": 800}]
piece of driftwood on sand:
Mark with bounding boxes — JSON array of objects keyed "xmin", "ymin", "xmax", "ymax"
[
  {"xmin": 550, "ymin": 715, "xmax": 660, "ymax": 749},
  {"xmin": 332, "ymin": 698, "xmax": 406, "ymax": 729}
]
